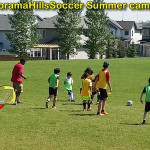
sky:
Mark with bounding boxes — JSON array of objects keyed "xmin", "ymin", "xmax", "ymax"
[{"xmin": 0, "ymin": 0, "xmax": 150, "ymax": 22}]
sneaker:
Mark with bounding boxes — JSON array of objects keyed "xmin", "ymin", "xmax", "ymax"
[
  {"xmin": 102, "ymin": 111, "xmax": 108, "ymax": 115},
  {"xmin": 45, "ymin": 102, "xmax": 48, "ymax": 109},
  {"xmin": 141, "ymin": 120, "xmax": 146, "ymax": 125},
  {"xmin": 98, "ymin": 113, "xmax": 104, "ymax": 116},
  {"xmin": 87, "ymin": 108, "xmax": 91, "ymax": 111},
  {"xmin": 52, "ymin": 106, "xmax": 56, "ymax": 109},
  {"xmin": 83, "ymin": 109, "xmax": 86, "ymax": 112},
  {"xmin": 17, "ymin": 101, "xmax": 23, "ymax": 104},
  {"xmin": 90, "ymin": 101, "xmax": 94, "ymax": 104},
  {"xmin": 12, "ymin": 102, "xmax": 17, "ymax": 105},
  {"xmin": 71, "ymin": 99, "xmax": 76, "ymax": 102}
]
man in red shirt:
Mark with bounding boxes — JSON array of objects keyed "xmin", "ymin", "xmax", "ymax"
[{"xmin": 11, "ymin": 58, "xmax": 27, "ymax": 105}]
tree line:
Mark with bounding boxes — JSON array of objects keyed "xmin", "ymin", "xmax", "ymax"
[{"xmin": 7, "ymin": 0, "xmax": 137, "ymax": 59}]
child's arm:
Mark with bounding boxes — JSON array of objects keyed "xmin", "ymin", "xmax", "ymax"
[
  {"xmin": 54, "ymin": 79, "xmax": 59, "ymax": 89},
  {"xmin": 48, "ymin": 77, "xmax": 50, "ymax": 83},
  {"xmin": 93, "ymin": 75, "xmax": 99, "ymax": 91},
  {"xmin": 107, "ymin": 81, "xmax": 112, "ymax": 92},
  {"xmin": 140, "ymin": 87, "xmax": 146, "ymax": 104},
  {"xmin": 140, "ymin": 93, "xmax": 144, "ymax": 104},
  {"xmin": 90, "ymin": 86, "xmax": 92, "ymax": 96}
]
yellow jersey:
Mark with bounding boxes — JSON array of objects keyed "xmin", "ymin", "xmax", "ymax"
[{"xmin": 80, "ymin": 78, "xmax": 92, "ymax": 97}]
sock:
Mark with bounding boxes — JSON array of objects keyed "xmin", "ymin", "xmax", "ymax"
[
  {"xmin": 83, "ymin": 102, "xmax": 86, "ymax": 109},
  {"xmin": 88, "ymin": 103, "xmax": 90, "ymax": 109},
  {"xmin": 101, "ymin": 110, "xmax": 104, "ymax": 113},
  {"xmin": 68, "ymin": 95, "xmax": 71, "ymax": 101},
  {"xmin": 71, "ymin": 92, "xmax": 74, "ymax": 100},
  {"xmin": 47, "ymin": 98, "xmax": 50, "ymax": 102}
]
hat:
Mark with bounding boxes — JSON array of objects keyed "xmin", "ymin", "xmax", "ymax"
[{"xmin": 103, "ymin": 61, "xmax": 110, "ymax": 68}]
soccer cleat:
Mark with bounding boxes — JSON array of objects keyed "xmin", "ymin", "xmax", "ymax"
[
  {"xmin": 52, "ymin": 106, "xmax": 56, "ymax": 109},
  {"xmin": 102, "ymin": 111, "xmax": 108, "ymax": 115},
  {"xmin": 87, "ymin": 108, "xmax": 91, "ymax": 111},
  {"xmin": 83, "ymin": 109, "xmax": 86, "ymax": 112},
  {"xmin": 45, "ymin": 102, "xmax": 48, "ymax": 109},
  {"xmin": 71, "ymin": 99, "xmax": 76, "ymax": 102},
  {"xmin": 141, "ymin": 120, "xmax": 146, "ymax": 125},
  {"xmin": 98, "ymin": 113, "xmax": 104, "ymax": 116},
  {"xmin": 17, "ymin": 101, "xmax": 23, "ymax": 104},
  {"xmin": 90, "ymin": 100, "xmax": 94, "ymax": 104},
  {"xmin": 12, "ymin": 102, "xmax": 17, "ymax": 105}
]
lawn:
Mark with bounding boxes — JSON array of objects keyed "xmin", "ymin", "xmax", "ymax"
[{"xmin": 0, "ymin": 58, "xmax": 150, "ymax": 150}]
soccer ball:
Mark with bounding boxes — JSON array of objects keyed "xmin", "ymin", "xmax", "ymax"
[{"xmin": 127, "ymin": 100, "xmax": 133, "ymax": 106}]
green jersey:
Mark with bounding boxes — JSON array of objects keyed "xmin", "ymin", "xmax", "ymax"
[
  {"xmin": 49, "ymin": 74, "xmax": 59, "ymax": 88},
  {"xmin": 143, "ymin": 85, "xmax": 150, "ymax": 102}
]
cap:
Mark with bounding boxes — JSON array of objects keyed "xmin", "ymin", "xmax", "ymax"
[{"xmin": 103, "ymin": 61, "xmax": 110, "ymax": 68}]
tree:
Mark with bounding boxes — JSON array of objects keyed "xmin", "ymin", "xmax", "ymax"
[
  {"xmin": 84, "ymin": 0, "xmax": 110, "ymax": 59},
  {"xmin": 106, "ymin": 38, "xmax": 118, "ymax": 59},
  {"xmin": 6, "ymin": 0, "xmax": 40, "ymax": 57},
  {"xmin": 127, "ymin": 42, "xmax": 137, "ymax": 57},
  {"xmin": 117, "ymin": 39, "xmax": 126, "ymax": 58},
  {"xmin": 54, "ymin": 0, "xmax": 82, "ymax": 59}
]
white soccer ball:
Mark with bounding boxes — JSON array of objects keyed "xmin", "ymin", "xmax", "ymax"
[{"xmin": 127, "ymin": 100, "xmax": 133, "ymax": 106}]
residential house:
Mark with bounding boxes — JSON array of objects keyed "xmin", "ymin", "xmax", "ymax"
[
  {"xmin": 0, "ymin": 14, "xmax": 43, "ymax": 56},
  {"xmin": 140, "ymin": 22, "xmax": 150, "ymax": 57}
]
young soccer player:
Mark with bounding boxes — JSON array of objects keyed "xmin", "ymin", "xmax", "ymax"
[
  {"xmin": 81, "ymin": 68, "xmax": 94, "ymax": 80},
  {"xmin": 45, "ymin": 68, "xmax": 60, "ymax": 109},
  {"xmin": 64, "ymin": 72, "xmax": 76, "ymax": 102},
  {"xmin": 140, "ymin": 78, "xmax": 150, "ymax": 125},
  {"xmin": 80, "ymin": 73, "xmax": 92, "ymax": 111},
  {"xmin": 94, "ymin": 61, "xmax": 112, "ymax": 116}
]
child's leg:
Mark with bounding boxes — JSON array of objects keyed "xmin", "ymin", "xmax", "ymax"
[
  {"xmin": 97, "ymin": 92, "xmax": 100, "ymax": 104},
  {"xmin": 68, "ymin": 90, "xmax": 72, "ymax": 101},
  {"xmin": 97, "ymin": 100, "xmax": 103, "ymax": 115},
  {"xmin": 90, "ymin": 94, "xmax": 94, "ymax": 104},
  {"xmin": 83, "ymin": 100, "xmax": 86, "ymax": 111},
  {"xmin": 45, "ymin": 95, "xmax": 53, "ymax": 108},
  {"xmin": 53, "ymin": 96, "xmax": 57, "ymax": 107},
  {"xmin": 143, "ymin": 111, "xmax": 147, "ymax": 121},
  {"xmin": 101, "ymin": 98, "xmax": 107, "ymax": 113},
  {"xmin": 71, "ymin": 91, "xmax": 74, "ymax": 100},
  {"xmin": 87, "ymin": 100, "xmax": 91, "ymax": 111}
]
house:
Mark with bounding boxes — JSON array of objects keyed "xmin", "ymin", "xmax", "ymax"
[
  {"xmin": 140, "ymin": 22, "xmax": 150, "ymax": 57},
  {"xmin": 0, "ymin": 14, "xmax": 43, "ymax": 56},
  {"xmin": 35, "ymin": 15, "xmax": 89, "ymax": 60}
]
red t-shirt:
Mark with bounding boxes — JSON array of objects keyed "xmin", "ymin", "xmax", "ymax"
[{"xmin": 11, "ymin": 63, "xmax": 23, "ymax": 83}]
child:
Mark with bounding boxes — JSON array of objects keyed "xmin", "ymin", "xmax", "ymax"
[
  {"xmin": 80, "ymin": 73, "xmax": 92, "ymax": 111},
  {"xmin": 45, "ymin": 68, "xmax": 60, "ymax": 109},
  {"xmin": 64, "ymin": 72, "xmax": 76, "ymax": 102},
  {"xmin": 94, "ymin": 61, "xmax": 112, "ymax": 116},
  {"xmin": 140, "ymin": 78, "xmax": 150, "ymax": 125},
  {"xmin": 81, "ymin": 68, "xmax": 94, "ymax": 80}
]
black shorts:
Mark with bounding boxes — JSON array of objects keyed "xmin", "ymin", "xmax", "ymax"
[
  {"xmin": 98, "ymin": 88, "xmax": 108, "ymax": 101},
  {"xmin": 49, "ymin": 87, "xmax": 58, "ymax": 96},
  {"xmin": 145, "ymin": 102, "xmax": 150, "ymax": 112}
]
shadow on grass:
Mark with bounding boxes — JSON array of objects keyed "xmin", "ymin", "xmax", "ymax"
[
  {"xmin": 33, "ymin": 108, "xmax": 47, "ymax": 110},
  {"xmin": 70, "ymin": 113, "xmax": 96, "ymax": 116},
  {"xmin": 119, "ymin": 123, "xmax": 150, "ymax": 125},
  {"xmin": 62, "ymin": 103, "xmax": 82, "ymax": 106}
]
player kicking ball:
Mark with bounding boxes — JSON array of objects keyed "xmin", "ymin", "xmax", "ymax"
[
  {"xmin": 45, "ymin": 68, "xmax": 60, "ymax": 109},
  {"xmin": 140, "ymin": 78, "xmax": 150, "ymax": 125}
]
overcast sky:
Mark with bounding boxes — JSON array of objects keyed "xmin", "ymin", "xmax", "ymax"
[{"xmin": 0, "ymin": 0, "xmax": 150, "ymax": 22}]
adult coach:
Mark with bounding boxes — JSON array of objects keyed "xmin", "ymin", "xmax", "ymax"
[
  {"xmin": 94, "ymin": 61, "xmax": 112, "ymax": 116},
  {"xmin": 11, "ymin": 58, "xmax": 27, "ymax": 105}
]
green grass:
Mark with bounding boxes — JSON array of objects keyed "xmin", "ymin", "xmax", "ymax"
[{"xmin": 0, "ymin": 58, "xmax": 150, "ymax": 150}]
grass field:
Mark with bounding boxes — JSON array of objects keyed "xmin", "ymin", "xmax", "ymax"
[{"xmin": 0, "ymin": 58, "xmax": 150, "ymax": 150}]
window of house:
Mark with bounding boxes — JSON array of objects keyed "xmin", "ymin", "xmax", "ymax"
[
  {"xmin": 125, "ymin": 31, "xmax": 129, "ymax": 35},
  {"xmin": 143, "ymin": 29, "xmax": 150, "ymax": 36},
  {"xmin": 38, "ymin": 29, "xmax": 46, "ymax": 39}
]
